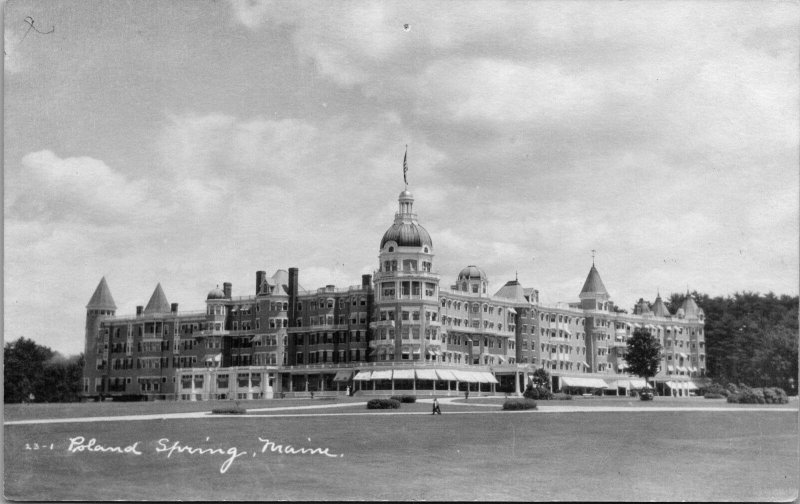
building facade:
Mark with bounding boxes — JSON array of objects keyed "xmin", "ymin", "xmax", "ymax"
[{"xmin": 83, "ymin": 187, "xmax": 706, "ymax": 400}]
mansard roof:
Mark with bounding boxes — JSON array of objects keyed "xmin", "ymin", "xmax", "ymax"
[
  {"xmin": 87, "ymin": 277, "xmax": 117, "ymax": 310},
  {"xmin": 143, "ymin": 283, "xmax": 171, "ymax": 314}
]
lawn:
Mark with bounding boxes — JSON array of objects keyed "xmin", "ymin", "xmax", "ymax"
[{"xmin": 4, "ymin": 404, "xmax": 797, "ymax": 501}]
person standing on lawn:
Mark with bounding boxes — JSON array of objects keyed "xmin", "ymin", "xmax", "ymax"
[{"xmin": 431, "ymin": 398, "xmax": 442, "ymax": 415}]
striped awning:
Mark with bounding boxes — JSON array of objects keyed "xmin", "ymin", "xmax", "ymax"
[
  {"xmin": 435, "ymin": 369, "xmax": 458, "ymax": 381},
  {"xmin": 392, "ymin": 369, "xmax": 415, "ymax": 379},
  {"xmin": 561, "ymin": 377, "xmax": 609, "ymax": 388},
  {"xmin": 415, "ymin": 369, "xmax": 438, "ymax": 380},
  {"xmin": 451, "ymin": 370, "xmax": 479, "ymax": 383},
  {"xmin": 333, "ymin": 370, "xmax": 353, "ymax": 382},
  {"xmin": 371, "ymin": 369, "xmax": 393, "ymax": 380},
  {"xmin": 477, "ymin": 371, "xmax": 499, "ymax": 384},
  {"xmin": 352, "ymin": 371, "xmax": 372, "ymax": 381}
]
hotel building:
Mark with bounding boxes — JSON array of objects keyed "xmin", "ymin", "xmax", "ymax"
[{"xmin": 83, "ymin": 187, "xmax": 706, "ymax": 400}]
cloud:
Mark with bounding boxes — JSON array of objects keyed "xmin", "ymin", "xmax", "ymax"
[{"xmin": 7, "ymin": 150, "xmax": 153, "ymax": 224}]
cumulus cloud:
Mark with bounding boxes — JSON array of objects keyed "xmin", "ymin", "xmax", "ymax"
[{"xmin": 7, "ymin": 151, "xmax": 154, "ymax": 224}]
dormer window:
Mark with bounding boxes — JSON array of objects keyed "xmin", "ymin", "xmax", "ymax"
[{"xmin": 388, "ymin": 246, "xmax": 394, "ymax": 252}]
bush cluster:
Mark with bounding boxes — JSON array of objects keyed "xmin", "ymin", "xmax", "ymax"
[
  {"xmin": 703, "ymin": 393, "xmax": 726, "ymax": 399},
  {"xmin": 367, "ymin": 398, "xmax": 401, "ymax": 409},
  {"xmin": 523, "ymin": 385, "xmax": 552, "ymax": 400},
  {"xmin": 502, "ymin": 398, "xmax": 538, "ymax": 410},
  {"xmin": 726, "ymin": 386, "xmax": 788, "ymax": 404},
  {"xmin": 390, "ymin": 395, "xmax": 416, "ymax": 403},
  {"xmin": 211, "ymin": 406, "xmax": 247, "ymax": 415},
  {"xmin": 703, "ymin": 383, "xmax": 730, "ymax": 397},
  {"xmin": 552, "ymin": 392, "xmax": 573, "ymax": 401}
]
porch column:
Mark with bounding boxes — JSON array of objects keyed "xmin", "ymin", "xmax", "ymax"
[
  {"xmin": 304, "ymin": 374, "xmax": 309, "ymax": 392},
  {"xmin": 514, "ymin": 371, "xmax": 521, "ymax": 396},
  {"xmin": 320, "ymin": 374, "xmax": 325, "ymax": 392}
]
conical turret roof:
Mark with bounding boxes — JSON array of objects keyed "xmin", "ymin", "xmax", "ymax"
[
  {"xmin": 652, "ymin": 293, "xmax": 671, "ymax": 317},
  {"xmin": 144, "ymin": 283, "xmax": 170, "ymax": 314},
  {"xmin": 579, "ymin": 265, "xmax": 608, "ymax": 297},
  {"xmin": 681, "ymin": 293, "xmax": 702, "ymax": 319},
  {"xmin": 494, "ymin": 279, "xmax": 529, "ymax": 304},
  {"xmin": 87, "ymin": 277, "xmax": 116, "ymax": 310}
]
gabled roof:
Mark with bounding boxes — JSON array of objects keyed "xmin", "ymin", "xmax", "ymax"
[
  {"xmin": 494, "ymin": 280, "xmax": 529, "ymax": 304},
  {"xmin": 579, "ymin": 265, "xmax": 609, "ymax": 297},
  {"xmin": 143, "ymin": 283, "xmax": 171, "ymax": 314},
  {"xmin": 87, "ymin": 277, "xmax": 116, "ymax": 310}
]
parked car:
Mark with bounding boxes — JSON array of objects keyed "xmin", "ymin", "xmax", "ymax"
[{"xmin": 640, "ymin": 388, "xmax": 655, "ymax": 401}]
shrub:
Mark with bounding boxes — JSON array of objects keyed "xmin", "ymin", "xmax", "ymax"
[
  {"xmin": 552, "ymin": 392, "xmax": 573, "ymax": 401},
  {"xmin": 704, "ymin": 383, "xmax": 730, "ymax": 397},
  {"xmin": 502, "ymin": 398, "xmax": 537, "ymax": 410},
  {"xmin": 367, "ymin": 398, "xmax": 401, "ymax": 409},
  {"xmin": 727, "ymin": 387, "xmax": 765, "ymax": 404},
  {"xmin": 703, "ymin": 393, "xmax": 725, "ymax": 399},
  {"xmin": 762, "ymin": 387, "xmax": 789, "ymax": 404},
  {"xmin": 390, "ymin": 395, "xmax": 417, "ymax": 403},
  {"xmin": 725, "ymin": 382, "xmax": 740, "ymax": 395},
  {"xmin": 211, "ymin": 406, "xmax": 247, "ymax": 415},
  {"xmin": 523, "ymin": 385, "xmax": 552, "ymax": 400}
]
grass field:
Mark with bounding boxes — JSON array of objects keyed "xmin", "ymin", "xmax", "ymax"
[{"xmin": 4, "ymin": 398, "xmax": 798, "ymax": 501}]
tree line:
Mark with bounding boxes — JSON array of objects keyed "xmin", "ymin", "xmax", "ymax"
[
  {"xmin": 4, "ymin": 337, "xmax": 84, "ymax": 403},
  {"xmin": 666, "ymin": 291, "xmax": 798, "ymax": 393}
]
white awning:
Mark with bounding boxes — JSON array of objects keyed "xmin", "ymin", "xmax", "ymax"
[
  {"xmin": 353, "ymin": 371, "xmax": 372, "ymax": 381},
  {"xmin": 478, "ymin": 371, "xmax": 499, "ymax": 384},
  {"xmin": 415, "ymin": 369, "xmax": 438, "ymax": 380},
  {"xmin": 371, "ymin": 369, "xmax": 393, "ymax": 380},
  {"xmin": 392, "ymin": 369, "xmax": 415, "ymax": 379},
  {"xmin": 333, "ymin": 370, "xmax": 353, "ymax": 382},
  {"xmin": 204, "ymin": 353, "xmax": 222, "ymax": 362},
  {"xmin": 560, "ymin": 377, "xmax": 609, "ymax": 389},
  {"xmin": 508, "ymin": 308, "xmax": 517, "ymax": 314},
  {"xmin": 667, "ymin": 365, "xmax": 675, "ymax": 372},
  {"xmin": 435, "ymin": 369, "xmax": 458, "ymax": 381},
  {"xmin": 687, "ymin": 381, "xmax": 699, "ymax": 390},
  {"xmin": 679, "ymin": 352, "xmax": 688, "ymax": 359},
  {"xmin": 628, "ymin": 378, "xmax": 647, "ymax": 389},
  {"xmin": 497, "ymin": 355, "xmax": 507, "ymax": 364},
  {"xmin": 451, "ymin": 370, "xmax": 479, "ymax": 383}
]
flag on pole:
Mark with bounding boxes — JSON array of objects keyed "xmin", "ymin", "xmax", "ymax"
[{"xmin": 403, "ymin": 145, "xmax": 408, "ymax": 186}]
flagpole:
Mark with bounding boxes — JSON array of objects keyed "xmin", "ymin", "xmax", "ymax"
[{"xmin": 403, "ymin": 144, "xmax": 408, "ymax": 189}]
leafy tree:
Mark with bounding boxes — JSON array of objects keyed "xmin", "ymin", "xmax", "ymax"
[
  {"xmin": 531, "ymin": 368, "xmax": 551, "ymax": 390},
  {"xmin": 4, "ymin": 337, "xmax": 84, "ymax": 403},
  {"xmin": 626, "ymin": 328, "xmax": 662, "ymax": 385}
]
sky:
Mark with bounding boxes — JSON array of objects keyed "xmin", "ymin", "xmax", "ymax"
[{"xmin": 4, "ymin": 0, "xmax": 798, "ymax": 356}]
